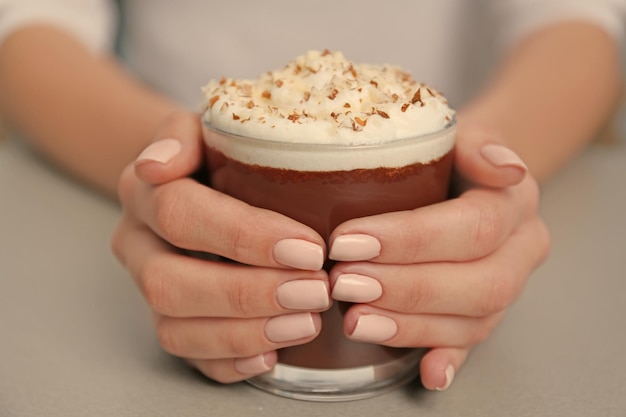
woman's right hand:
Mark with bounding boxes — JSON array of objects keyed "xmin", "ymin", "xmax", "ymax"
[{"xmin": 111, "ymin": 111, "xmax": 330, "ymax": 383}]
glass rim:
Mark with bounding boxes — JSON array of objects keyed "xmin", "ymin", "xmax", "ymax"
[{"xmin": 202, "ymin": 115, "xmax": 456, "ymax": 151}]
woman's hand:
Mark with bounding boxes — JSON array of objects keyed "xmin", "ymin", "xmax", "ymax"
[
  {"xmin": 112, "ymin": 111, "xmax": 550, "ymax": 392},
  {"xmin": 328, "ymin": 119, "xmax": 551, "ymax": 391},
  {"xmin": 111, "ymin": 111, "xmax": 331, "ymax": 383}
]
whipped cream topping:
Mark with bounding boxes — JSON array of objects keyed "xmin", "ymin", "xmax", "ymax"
[{"xmin": 201, "ymin": 50, "xmax": 454, "ymax": 144}]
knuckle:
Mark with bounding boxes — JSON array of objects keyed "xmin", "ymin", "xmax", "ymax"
[
  {"xmin": 223, "ymin": 205, "xmax": 258, "ymax": 262},
  {"xmin": 470, "ymin": 204, "xmax": 502, "ymax": 254},
  {"xmin": 227, "ymin": 279, "xmax": 258, "ymax": 318},
  {"xmin": 153, "ymin": 185, "xmax": 188, "ymax": 247},
  {"xmin": 154, "ymin": 316, "xmax": 182, "ymax": 356},
  {"xmin": 469, "ymin": 321, "xmax": 494, "ymax": 345},
  {"xmin": 228, "ymin": 222, "xmax": 250, "ymax": 262},
  {"xmin": 458, "ymin": 198, "xmax": 502, "ymax": 258},
  {"xmin": 410, "ymin": 321, "xmax": 434, "ymax": 346},
  {"xmin": 224, "ymin": 331, "xmax": 257, "ymax": 357},
  {"xmin": 140, "ymin": 257, "xmax": 177, "ymax": 315},
  {"xmin": 401, "ymin": 274, "xmax": 435, "ymax": 313},
  {"xmin": 479, "ymin": 271, "xmax": 516, "ymax": 316}
]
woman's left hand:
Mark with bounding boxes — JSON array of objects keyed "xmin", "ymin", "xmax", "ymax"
[{"xmin": 328, "ymin": 120, "xmax": 551, "ymax": 391}]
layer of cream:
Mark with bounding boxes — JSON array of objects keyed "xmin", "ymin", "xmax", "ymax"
[{"xmin": 202, "ymin": 122, "xmax": 455, "ymax": 171}]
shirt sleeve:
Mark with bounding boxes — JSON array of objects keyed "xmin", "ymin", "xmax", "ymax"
[
  {"xmin": 0, "ymin": 0, "xmax": 117, "ymax": 53},
  {"xmin": 487, "ymin": 0, "xmax": 626, "ymax": 46}
]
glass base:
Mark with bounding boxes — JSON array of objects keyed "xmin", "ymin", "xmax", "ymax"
[{"xmin": 246, "ymin": 348, "xmax": 424, "ymax": 402}]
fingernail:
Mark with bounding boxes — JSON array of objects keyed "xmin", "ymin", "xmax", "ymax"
[
  {"xmin": 329, "ymin": 234, "xmax": 381, "ymax": 261},
  {"xmin": 273, "ymin": 239, "xmax": 324, "ymax": 271},
  {"xmin": 480, "ymin": 144, "xmax": 527, "ymax": 171},
  {"xmin": 350, "ymin": 314, "xmax": 397, "ymax": 342},
  {"xmin": 435, "ymin": 364, "xmax": 455, "ymax": 391},
  {"xmin": 265, "ymin": 313, "xmax": 317, "ymax": 342},
  {"xmin": 136, "ymin": 138, "xmax": 182, "ymax": 164},
  {"xmin": 332, "ymin": 274, "xmax": 382, "ymax": 303},
  {"xmin": 277, "ymin": 280, "xmax": 329, "ymax": 310},
  {"xmin": 234, "ymin": 353, "xmax": 273, "ymax": 375}
]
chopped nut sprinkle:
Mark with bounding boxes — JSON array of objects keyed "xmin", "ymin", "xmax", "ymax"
[
  {"xmin": 354, "ymin": 117, "xmax": 367, "ymax": 127},
  {"xmin": 411, "ymin": 89, "xmax": 422, "ymax": 104},
  {"xmin": 208, "ymin": 95, "xmax": 220, "ymax": 109},
  {"xmin": 347, "ymin": 64, "xmax": 357, "ymax": 78},
  {"xmin": 201, "ymin": 50, "xmax": 454, "ymax": 140},
  {"xmin": 376, "ymin": 110, "xmax": 390, "ymax": 119}
]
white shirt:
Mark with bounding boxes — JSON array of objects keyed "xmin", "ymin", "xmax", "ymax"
[{"xmin": 1, "ymin": 0, "xmax": 624, "ymax": 109}]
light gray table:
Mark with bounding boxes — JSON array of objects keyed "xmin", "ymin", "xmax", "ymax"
[{"xmin": 1, "ymin": 138, "xmax": 625, "ymax": 416}]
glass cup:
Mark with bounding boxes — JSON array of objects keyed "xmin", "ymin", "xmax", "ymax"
[{"xmin": 202, "ymin": 118, "xmax": 456, "ymax": 401}]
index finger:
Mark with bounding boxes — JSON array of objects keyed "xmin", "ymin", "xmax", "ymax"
[
  {"xmin": 118, "ymin": 165, "xmax": 326, "ymax": 271},
  {"xmin": 328, "ymin": 175, "xmax": 540, "ymax": 264}
]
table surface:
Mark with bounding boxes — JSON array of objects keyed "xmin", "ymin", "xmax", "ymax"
[{"xmin": 1, "ymin": 138, "xmax": 625, "ymax": 417}]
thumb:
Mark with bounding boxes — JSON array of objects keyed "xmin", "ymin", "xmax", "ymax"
[
  {"xmin": 419, "ymin": 346, "xmax": 470, "ymax": 391},
  {"xmin": 133, "ymin": 111, "xmax": 204, "ymax": 185},
  {"xmin": 453, "ymin": 119, "xmax": 527, "ymax": 189}
]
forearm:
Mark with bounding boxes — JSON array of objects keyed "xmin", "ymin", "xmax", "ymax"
[
  {"xmin": 462, "ymin": 22, "xmax": 623, "ymax": 183},
  {"xmin": 0, "ymin": 25, "xmax": 180, "ymax": 197}
]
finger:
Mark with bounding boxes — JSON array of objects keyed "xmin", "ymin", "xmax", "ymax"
[
  {"xmin": 330, "ymin": 216, "xmax": 550, "ymax": 317},
  {"xmin": 187, "ymin": 351, "xmax": 278, "ymax": 384},
  {"xmin": 117, "ymin": 165, "xmax": 325, "ymax": 270},
  {"xmin": 133, "ymin": 111, "xmax": 204, "ymax": 185},
  {"xmin": 453, "ymin": 119, "xmax": 527, "ymax": 190},
  {"xmin": 112, "ymin": 219, "xmax": 330, "ymax": 318},
  {"xmin": 329, "ymin": 174, "xmax": 540, "ymax": 264},
  {"xmin": 419, "ymin": 347, "xmax": 471, "ymax": 391},
  {"xmin": 343, "ymin": 305, "xmax": 504, "ymax": 349},
  {"xmin": 153, "ymin": 313, "xmax": 321, "ymax": 361}
]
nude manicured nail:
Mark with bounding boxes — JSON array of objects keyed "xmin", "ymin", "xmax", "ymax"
[
  {"xmin": 332, "ymin": 274, "xmax": 382, "ymax": 303},
  {"xmin": 329, "ymin": 234, "xmax": 381, "ymax": 261},
  {"xmin": 273, "ymin": 239, "xmax": 324, "ymax": 271},
  {"xmin": 234, "ymin": 353, "xmax": 273, "ymax": 375},
  {"xmin": 480, "ymin": 144, "xmax": 527, "ymax": 171},
  {"xmin": 277, "ymin": 280, "xmax": 329, "ymax": 310},
  {"xmin": 435, "ymin": 364, "xmax": 455, "ymax": 391},
  {"xmin": 350, "ymin": 314, "xmax": 397, "ymax": 342},
  {"xmin": 265, "ymin": 313, "xmax": 317, "ymax": 342},
  {"xmin": 136, "ymin": 138, "xmax": 181, "ymax": 164}
]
